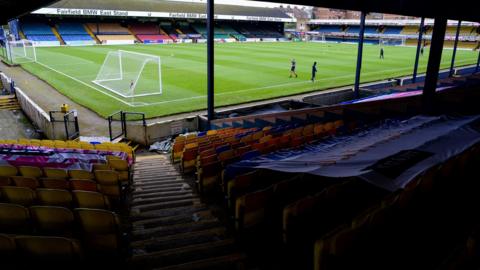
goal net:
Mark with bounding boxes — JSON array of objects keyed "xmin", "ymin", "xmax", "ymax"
[
  {"xmin": 7, "ymin": 39, "xmax": 37, "ymax": 64},
  {"xmin": 93, "ymin": 50, "xmax": 162, "ymax": 98}
]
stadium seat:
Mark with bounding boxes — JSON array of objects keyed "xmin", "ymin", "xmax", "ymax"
[
  {"xmin": 197, "ymin": 161, "xmax": 222, "ymax": 193},
  {"xmin": 41, "ymin": 178, "xmax": 70, "ymax": 190},
  {"xmin": 43, "ymin": 168, "xmax": 69, "ymax": 179},
  {"xmin": 18, "ymin": 166, "xmax": 43, "ymax": 178},
  {"xmin": 74, "ymin": 208, "xmax": 121, "ymax": 253},
  {"xmin": 0, "ymin": 165, "xmax": 18, "ymax": 186},
  {"xmin": 108, "ymin": 159, "xmax": 130, "ymax": 184},
  {"xmin": 93, "ymin": 163, "xmax": 111, "ymax": 171},
  {"xmin": 36, "ymin": 188, "xmax": 73, "ymax": 208},
  {"xmin": 0, "ymin": 186, "xmax": 36, "ymax": 206},
  {"xmin": 0, "ymin": 203, "xmax": 31, "ymax": 233},
  {"xmin": 94, "ymin": 170, "xmax": 122, "ymax": 199},
  {"xmin": 29, "ymin": 206, "xmax": 74, "ymax": 236},
  {"xmin": 69, "ymin": 169, "xmax": 95, "ymax": 180},
  {"xmin": 0, "ymin": 234, "xmax": 16, "ymax": 256},
  {"xmin": 70, "ymin": 179, "xmax": 98, "ymax": 192},
  {"xmin": 235, "ymin": 186, "xmax": 274, "ymax": 231},
  {"xmin": 15, "ymin": 236, "xmax": 83, "ymax": 260},
  {"xmin": 11, "ymin": 176, "xmax": 40, "ymax": 189},
  {"xmin": 72, "ymin": 191, "xmax": 110, "ymax": 209}
]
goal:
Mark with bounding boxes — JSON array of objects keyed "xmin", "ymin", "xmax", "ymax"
[
  {"xmin": 6, "ymin": 39, "xmax": 37, "ymax": 64},
  {"xmin": 93, "ymin": 50, "xmax": 162, "ymax": 98}
]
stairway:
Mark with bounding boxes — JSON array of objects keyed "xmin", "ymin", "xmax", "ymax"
[
  {"xmin": 0, "ymin": 95, "xmax": 21, "ymax": 110},
  {"xmin": 128, "ymin": 153, "xmax": 249, "ymax": 270},
  {"xmin": 84, "ymin": 24, "xmax": 101, "ymax": 44},
  {"xmin": 51, "ymin": 27, "xmax": 65, "ymax": 45}
]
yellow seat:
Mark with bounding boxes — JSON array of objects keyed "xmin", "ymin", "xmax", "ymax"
[
  {"xmin": 36, "ymin": 188, "xmax": 72, "ymax": 208},
  {"xmin": 0, "ymin": 165, "xmax": 18, "ymax": 177},
  {"xmin": 0, "ymin": 203, "xmax": 31, "ymax": 233},
  {"xmin": 0, "ymin": 186, "xmax": 36, "ymax": 206},
  {"xmin": 40, "ymin": 140, "xmax": 55, "ymax": 147},
  {"xmin": 94, "ymin": 170, "xmax": 121, "ymax": 198},
  {"xmin": 43, "ymin": 168, "xmax": 69, "ymax": 179},
  {"xmin": 0, "ymin": 234, "xmax": 16, "ymax": 255},
  {"xmin": 11, "ymin": 176, "xmax": 40, "ymax": 189},
  {"xmin": 80, "ymin": 144, "xmax": 95, "ymax": 150},
  {"xmin": 15, "ymin": 236, "xmax": 83, "ymax": 260},
  {"xmin": 54, "ymin": 141, "xmax": 68, "ymax": 148},
  {"xmin": 93, "ymin": 163, "xmax": 111, "ymax": 171},
  {"xmin": 69, "ymin": 179, "xmax": 99, "ymax": 192},
  {"xmin": 94, "ymin": 145, "xmax": 109, "ymax": 151},
  {"xmin": 69, "ymin": 169, "xmax": 94, "ymax": 180},
  {"xmin": 75, "ymin": 208, "xmax": 120, "ymax": 253},
  {"xmin": 18, "ymin": 166, "xmax": 43, "ymax": 178},
  {"xmin": 41, "ymin": 178, "xmax": 69, "ymax": 190},
  {"xmin": 108, "ymin": 159, "xmax": 130, "ymax": 183},
  {"xmin": 29, "ymin": 206, "xmax": 74, "ymax": 236},
  {"xmin": 0, "ymin": 165, "xmax": 18, "ymax": 186},
  {"xmin": 72, "ymin": 191, "xmax": 110, "ymax": 210}
]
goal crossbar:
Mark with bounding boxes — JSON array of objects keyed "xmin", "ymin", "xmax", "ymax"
[{"xmin": 92, "ymin": 50, "xmax": 162, "ymax": 98}]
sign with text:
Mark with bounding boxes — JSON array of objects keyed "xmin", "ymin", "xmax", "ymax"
[{"xmin": 32, "ymin": 8, "xmax": 295, "ymax": 22}]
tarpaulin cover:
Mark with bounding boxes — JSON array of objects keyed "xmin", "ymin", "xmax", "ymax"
[{"xmin": 226, "ymin": 115, "xmax": 480, "ymax": 191}]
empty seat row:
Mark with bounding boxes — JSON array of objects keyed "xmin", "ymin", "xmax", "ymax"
[
  {"xmin": 0, "ymin": 187, "xmax": 112, "ymax": 210},
  {"xmin": 0, "ymin": 207, "xmax": 121, "ymax": 257}
]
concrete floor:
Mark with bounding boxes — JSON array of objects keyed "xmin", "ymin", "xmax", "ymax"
[{"xmin": 0, "ymin": 109, "xmax": 41, "ymax": 139}]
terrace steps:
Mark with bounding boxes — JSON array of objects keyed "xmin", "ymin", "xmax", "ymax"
[
  {"xmin": 51, "ymin": 27, "xmax": 65, "ymax": 45},
  {"xmin": 128, "ymin": 153, "xmax": 250, "ymax": 269},
  {"xmin": 0, "ymin": 95, "xmax": 21, "ymax": 110}
]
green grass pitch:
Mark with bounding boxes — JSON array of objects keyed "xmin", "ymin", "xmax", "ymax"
[{"xmin": 19, "ymin": 42, "xmax": 479, "ymax": 119}]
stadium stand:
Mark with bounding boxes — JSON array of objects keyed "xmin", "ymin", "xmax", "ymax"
[
  {"xmin": 21, "ymin": 22, "xmax": 58, "ymax": 43},
  {"xmin": 0, "ymin": 139, "xmax": 134, "ymax": 264},
  {"xmin": 86, "ymin": 23, "xmax": 136, "ymax": 44},
  {"xmin": 382, "ymin": 26, "xmax": 403, "ymax": 34},
  {"xmin": 163, "ymin": 72, "xmax": 480, "ymax": 269},
  {"xmin": 129, "ymin": 23, "xmax": 173, "ymax": 43},
  {"xmin": 56, "ymin": 22, "xmax": 95, "ymax": 45}
]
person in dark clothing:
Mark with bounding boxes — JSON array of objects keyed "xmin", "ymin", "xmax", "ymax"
[
  {"xmin": 311, "ymin": 62, "xmax": 317, "ymax": 82},
  {"xmin": 289, "ymin": 59, "xmax": 298, "ymax": 78},
  {"xmin": 420, "ymin": 45, "xmax": 424, "ymax": 56},
  {"xmin": 380, "ymin": 47, "xmax": 384, "ymax": 59}
]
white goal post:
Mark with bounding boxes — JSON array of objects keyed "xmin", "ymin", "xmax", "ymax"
[
  {"xmin": 92, "ymin": 50, "xmax": 162, "ymax": 98},
  {"xmin": 6, "ymin": 39, "xmax": 37, "ymax": 64}
]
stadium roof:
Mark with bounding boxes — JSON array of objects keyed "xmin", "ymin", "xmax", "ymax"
[
  {"xmin": 31, "ymin": 0, "xmax": 294, "ymax": 22},
  {"xmin": 0, "ymin": 0, "xmax": 56, "ymax": 23},
  {"xmin": 1, "ymin": 0, "xmax": 478, "ymax": 26}
]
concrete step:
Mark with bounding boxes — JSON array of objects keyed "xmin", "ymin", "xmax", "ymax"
[
  {"xmin": 132, "ymin": 193, "xmax": 198, "ymax": 207},
  {"xmin": 152, "ymin": 253, "xmax": 247, "ymax": 270},
  {"xmin": 131, "ymin": 227, "xmax": 227, "ymax": 249},
  {"xmin": 132, "ymin": 219, "xmax": 222, "ymax": 240},
  {"xmin": 130, "ymin": 204, "xmax": 208, "ymax": 220},
  {"xmin": 133, "ymin": 185, "xmax": 192, "ymax": 194},
  {"xmin": 132, "ymin": 189, "xmax": 192, "ymax": 199},
  {"xmin": 131, "ymin": 198, "xmax": 199, "ymax": 213},
  {"xmin": 132, "ymin": 227, "xmax": 228, "ymax": 252},
  {"xmin": 131, "ymin": 239, "xmax": 237, "ymax": 268},
  {"xmin": 132, "ymin": 210, "xmax": 213, "ymax": 229}
]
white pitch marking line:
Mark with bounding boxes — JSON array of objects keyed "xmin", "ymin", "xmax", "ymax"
[{"xmin": 34, "ymin": 61, "xmax": 134, "ymax": 107}]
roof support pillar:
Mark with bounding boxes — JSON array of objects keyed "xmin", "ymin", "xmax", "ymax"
[
  {"xmin": 354, "ymin": 11, "xmax": 366, "ymax": 99},
  {"xmin": 423, "ymin": 17, "xmax": 447, "ymax": 114},
  {"xmin": 476, "ymin": 48, "xmax": 480, "ymax": 73},
  {"xmin": 412, "ymin": 17, "xmax": 425, "ymax": 83},
  {"xmin": 207, "ymin": 0, "xmax": 215, "ymax": 122},
  {"xmin": 449, "ymin": 20, "xmax": 462, "ymax": 77}
]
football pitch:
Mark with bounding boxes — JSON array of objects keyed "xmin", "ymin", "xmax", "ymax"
[{"xmin": 19, "ymin": 42, "xmax": 479, "ymax": 119}]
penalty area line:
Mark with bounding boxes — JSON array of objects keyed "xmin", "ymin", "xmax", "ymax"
[{"xmin": 34, "ymin": 61, "xmax": 135, "ymax": 107}]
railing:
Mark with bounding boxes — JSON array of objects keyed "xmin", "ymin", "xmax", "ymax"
[
  {"xmin": 107, "ymin": 111, "xmax": 146, "ymax": 141},
  {"xmin": 49, "ymin": 110, "xmax": 80, "ymax": 140}
]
